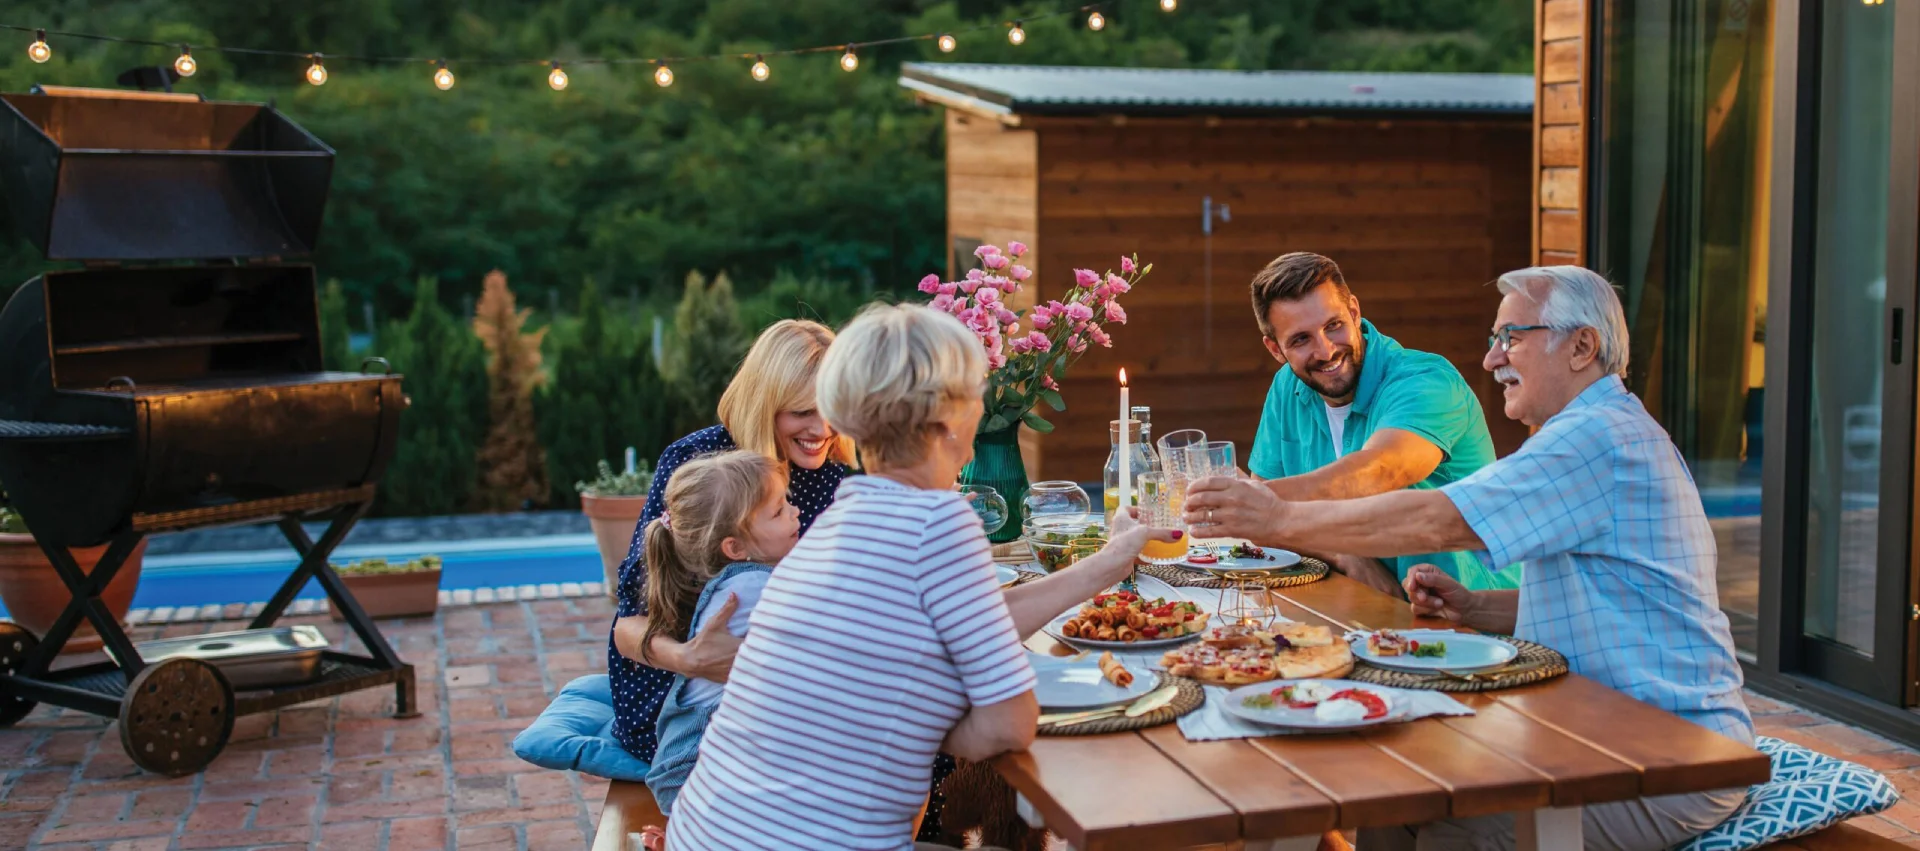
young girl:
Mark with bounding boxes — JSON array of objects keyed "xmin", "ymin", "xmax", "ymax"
[{"xmin": 634, "ymin": 450, "xmax": 799, "ymax": 815}]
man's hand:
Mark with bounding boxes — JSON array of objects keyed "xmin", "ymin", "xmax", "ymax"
[
  {"xmin": 1182, "ymin": 475, "xmax": 1286, "ymax": 542},
  {"xmin": 678, "ymin": 593, "xmax": 743, "ymax": 682},
  {"xmin": 1403, "ymin": 564, "xmax": 1475, "ymax": 624}
]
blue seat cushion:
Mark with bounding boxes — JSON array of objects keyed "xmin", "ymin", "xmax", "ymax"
[
  {"xmin": 511, "ymin": 674, "xmax": 652, "ymax": 782},
  {"xmin": 1671, "ymin": 735, "xmax": 1897, "ymax": 851}
]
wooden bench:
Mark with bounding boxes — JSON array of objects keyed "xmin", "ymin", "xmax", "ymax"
[
  {"xmin": 592, "ymin": 781, "xmax": 665, "ymax": 851},
  {"xmin": 1762, "ymin": 821, "xmax": 1908, "ymax": 849}
]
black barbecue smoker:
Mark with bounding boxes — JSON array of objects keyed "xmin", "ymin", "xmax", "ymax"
[{"xmin": 0, "ymin": 85, "xmax": 415, "ymax": 776}]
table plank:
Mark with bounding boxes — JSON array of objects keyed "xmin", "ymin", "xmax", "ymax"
[
  {"xmin": 1139, "ymin": 725, "xmax": 1339, "ymax": 839},
  {"xmin": 1491, "ymin": 675, "xmax": 1772, "ymax": 796},
  {"xmin": 994, "ymin": 734, "xmax": 1241, "ymax": 851},
  {"xmin": 1356, "ymin": 717, "xmax": 1553, "ymax": 818},
  {"xmin": 1438, "ymin": 694, "xmax": 1642, "ymax": 807},
  {"xmin": 1247, "ymin": 734, "xmax": 1451, "ymax": 829}
]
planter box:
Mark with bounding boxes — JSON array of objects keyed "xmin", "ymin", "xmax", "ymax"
[
  {"xmin": 332, "ymin": 570, "xmax": 441, "ymax": 620},
  {"xmin": 0, "ymin": 533, "xmax": 146, "ymax": 654},
  {"xmin": 580, "ymin": 493, "xmax": 647, "ymax": 595}
]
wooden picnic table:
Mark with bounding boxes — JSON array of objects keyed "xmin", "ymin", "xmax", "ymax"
[{"xmin": 998, "ymin": 572, "xmax": 1771, "ymax": 851}]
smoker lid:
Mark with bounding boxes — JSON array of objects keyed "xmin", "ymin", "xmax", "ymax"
[{"xmin": 0, "ymin": 87, "xmax": 334, "ymax": 262}]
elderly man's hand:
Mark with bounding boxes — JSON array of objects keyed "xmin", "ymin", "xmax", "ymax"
[
  {"xmin": 1182, "ymin": 475, "xmax": 1286, "ymax": 542},
  {"xmin": 1403, "ymin": 564, "xmax": 1475, "ymax": 624}
]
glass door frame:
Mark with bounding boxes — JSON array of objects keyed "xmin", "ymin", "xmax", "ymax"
[{"xmin": 1757, "ymin": 0, "xmax": 1920, "ymax": 707}]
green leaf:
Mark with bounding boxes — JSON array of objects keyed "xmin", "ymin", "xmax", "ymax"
[
  {"xmin": 1021, "ymin": 411, "xmax": 1055, "ymax": 433},
  {"xmin": 1141, "ymin": 263, "xmax": 1153, "ymax": 276},
  {"xmin": 1041, "ymin": 389, "xmax": 1065, "ymax": 411},
  {"xmin": 986, "ymin": 414, "xmax": 1011, "ymax": 433}
]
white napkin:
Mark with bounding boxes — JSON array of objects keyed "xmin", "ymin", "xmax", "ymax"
[{"xmin": 1177, "ymin": 683, "xmax": 1474, "ymax": 742}]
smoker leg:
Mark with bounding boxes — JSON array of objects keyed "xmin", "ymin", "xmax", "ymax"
[
  {"xmin": 24, "ymin": 533, "xmax": 148, "ymax": 680},
  {"xmin": 269, "ymin": 505, "xmax": 407, "ymax": 672},
  {"xmin": 393, "ymin": 664, "xmax": 420, "ymax": 719}
]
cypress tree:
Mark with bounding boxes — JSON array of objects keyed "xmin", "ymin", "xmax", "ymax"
[{"xmin": 373, "ymin": 276, "xmax": 488, "ymax": 516}]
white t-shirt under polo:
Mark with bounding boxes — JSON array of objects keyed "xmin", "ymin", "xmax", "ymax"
[
  {"xmin": 666, "ymin": 476, "xmax": 1037, "ymax": 851},
  {"xmin": 1326, "ymin": 403, "xmax": 1353, "ymax": 457}
]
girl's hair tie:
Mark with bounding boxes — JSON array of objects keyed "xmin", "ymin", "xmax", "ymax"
[{"xmin": 658, "ymin": 512, "xmax": 671, "ymax": 530}]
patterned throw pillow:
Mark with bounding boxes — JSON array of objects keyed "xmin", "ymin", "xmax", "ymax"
[{"xmin": 1672, "ymin": 736, "xmax": 1897, "ymax": 851}]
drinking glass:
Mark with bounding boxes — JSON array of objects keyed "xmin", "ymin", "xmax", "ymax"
[
  {"xmin": 956, "ymin": 484, "xmax": 1008, "ymax": 535},
  {"xmin": 1136, "ymin": 472, "xmax": 1181, "ymax": 533},
  {"xmin": 1186, "ymin": 440, "xmax": 1237, "ymax": 480},
  {"xmin": 1154, "ymin": 429, "xmax": 1207, "ymax": 531}
]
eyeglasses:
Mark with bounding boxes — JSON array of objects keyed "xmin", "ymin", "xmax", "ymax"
[{"xmin": 1487, "ymin": 324, "xmax": 1552, "ymax": 352}]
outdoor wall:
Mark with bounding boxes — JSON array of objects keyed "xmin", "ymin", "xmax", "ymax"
[
  {"xmin": 1537, "ymin": 0, "xmax": 1588, "ymax": 265},
  {"xmin": 1011, "ymin": 116, "xmax": 1534, "ymax": 480}
]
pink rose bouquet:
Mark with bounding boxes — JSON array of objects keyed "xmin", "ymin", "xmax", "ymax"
[{"xmin": 917, "ymin": 243, "xmax": 1152, "ymax": 434}]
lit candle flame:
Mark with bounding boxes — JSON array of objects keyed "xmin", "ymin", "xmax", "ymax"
[{"xmin": 1119, "ymin": 368, "xmax": 1128, "ymax": 387}]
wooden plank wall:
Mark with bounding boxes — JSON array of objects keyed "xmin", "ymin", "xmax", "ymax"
[
  {"xmin": 1538, "ymin": 0, "xmax": 1589, "ymax": 265},
  {"xmin": 1025, "ymin": 116, "xmax": 1534, "ymax": 480}
]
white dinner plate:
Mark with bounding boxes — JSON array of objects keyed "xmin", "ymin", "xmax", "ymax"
[
  {"xmin": 1028, "ymin": 655, "xmax": 1156, "ymax": 711},
  {"xmin": 996, "ymin": 564, "xmax": 1021, "ymax": 588},
  {"xmin": 1178, "ymin": 545, "xmax": 1304, "ymax": 574},
  {"xmin": 1221, "ymin": 680, "xmax": 1407, "ymax": 731},
  {"xmin": 1042, "ymin": 574, "xmax": 1210, "ymax": 650},
  {"xmin": 1347, "ymin": 630, "xmax": 1518, "ymax": 673}
]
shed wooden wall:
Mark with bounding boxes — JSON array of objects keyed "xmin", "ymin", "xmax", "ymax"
[
  {"xmin": 1014, "ymin": 116, "xmax": 1535, "ymax": 480},
  {"xmin": 946, "ymin": 110, "xmax": 1038, "ymax": 310},
  {"xmin": 1537, "ymin": 0, "xmax": 1588, "ymax": 265}
]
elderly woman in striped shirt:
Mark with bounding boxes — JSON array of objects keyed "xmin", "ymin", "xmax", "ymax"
[{"xmin": 665, "ymin": 303, "xmax": 1181, "ymax": 851}]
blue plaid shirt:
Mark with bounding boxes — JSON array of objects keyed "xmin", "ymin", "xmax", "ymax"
[{"xmin": 1441, "ymin": 375, "xmax": 1752, "ymax": 743}]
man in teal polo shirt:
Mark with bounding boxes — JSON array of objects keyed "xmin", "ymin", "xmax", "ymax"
[{"xmin": 1244, "ymin": 252, "xmax": 1517, "ymax": 592}]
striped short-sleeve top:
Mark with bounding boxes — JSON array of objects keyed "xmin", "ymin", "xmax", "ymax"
[{"xmin": 665, "ymin": 475, "xmax": 1036, "ymax": 851}]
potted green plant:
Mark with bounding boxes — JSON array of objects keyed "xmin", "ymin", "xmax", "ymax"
[
  {"xmin": 577, "ymin": 453, "xmax": 653, "ymax": 595},
  {"xmin": 0, "ymin": 500, "xmax": 147, "ymax": 655},
  {"xmin": 331, "ymin": 555, "xmax": 442, "ymax": 620}
]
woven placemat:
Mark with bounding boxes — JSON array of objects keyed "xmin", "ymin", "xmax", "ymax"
[
  {"xmin": 1037, "ymin": 673, "xmax": 1204, "ymax": 737},
  {"xmin": 1345, "ymin": 634, "xmax": 1569, "ymax": 692},
  {"xmin": 1137, "ymin": 557, "xmax": 1330, "ymax": 589}
]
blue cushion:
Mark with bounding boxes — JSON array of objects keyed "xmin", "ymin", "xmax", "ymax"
[
  {"xmin": 1671, "ymin": 736, "xmax": 1897, "ymax": 851},
  {"xmin": 511, "ymin": 674, "xmax": 652, "ymax": 782}
]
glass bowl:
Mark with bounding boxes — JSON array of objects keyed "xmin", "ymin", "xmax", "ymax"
[
  {"xmin": 1022, "ymin": 480, "xmax": 1091, "ymax": 524},
  {"xmin": 1023, "ymin": 515, "xmax": 1108, "ymax": 573}
]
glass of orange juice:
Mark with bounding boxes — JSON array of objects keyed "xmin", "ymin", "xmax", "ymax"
[{"xmin": 1135, "ymin": 472, "xmax": 1189, "ymax": 562}]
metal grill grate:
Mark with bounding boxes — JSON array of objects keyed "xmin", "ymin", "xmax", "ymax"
[{"xmin": 0, "ymin": 419, "xmax": 129, "ymax": 441}]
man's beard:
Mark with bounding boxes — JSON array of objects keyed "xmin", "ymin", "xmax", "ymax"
[{"xmin": 1298, "ymin": 345, "xmax": 1362, "ymax": 400}]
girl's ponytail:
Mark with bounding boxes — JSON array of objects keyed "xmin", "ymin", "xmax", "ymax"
[{"xmin": 639, "ymin": 516, "xmax": 692, "ymax": 666}]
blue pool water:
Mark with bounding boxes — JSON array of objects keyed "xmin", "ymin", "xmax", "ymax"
[{"xmin": 0, "ymin": 535, "xmax": 604, "ymax": 618}]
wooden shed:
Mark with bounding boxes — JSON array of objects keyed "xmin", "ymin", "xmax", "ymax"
[{"xmin": 899, "ymin": 64, "xmax": 1536, "ymax": 480}]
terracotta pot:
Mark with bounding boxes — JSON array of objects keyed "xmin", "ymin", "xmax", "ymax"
[
  {"xmin": 0, "ymin": 533, "xmax": 147, "ymax": 655},
  {"xmin": 581, "ymin": 493, "xmax": 647, "ymax": 595},
  {"xmin": 332, "ymin": 570, "xmax": 442, "ymax": 620}
]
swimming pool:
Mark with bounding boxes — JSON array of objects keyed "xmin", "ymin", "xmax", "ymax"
[{"xmin": 0, "ymin": 534, "xmax": 605, "ymax": 619}]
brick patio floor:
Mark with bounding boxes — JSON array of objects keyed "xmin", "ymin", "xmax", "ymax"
[{"xmin": 5, "ymin": 595, "xmax": 1920, "ymax": 849}]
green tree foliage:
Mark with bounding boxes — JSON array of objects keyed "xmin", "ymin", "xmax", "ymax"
[
  {"xmin": 736, "ymin": 270, "xmax": 873, "ymax": 330},
  {"xmin": 373, "ymin": 277, "xmax": 488, "ymax": 516},
  {"xmin": 659, "ymin": 271, "xmax": 747, "ymax": 435},
  {"xmin": 319, "ymin": 278, "xmax": 352, "ymax": 371},
  {"xmin": 537, "ymin": 278, "xmax": 676, "ymax": 508},
  {"xmin": 470, "ymin": 270, "xmax": 551, "ymax": 512}
]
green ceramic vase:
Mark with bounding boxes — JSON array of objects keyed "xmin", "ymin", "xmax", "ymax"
[{"xmin": 960, "ymin": 427, "xmax": 1026, "ymax": 544}]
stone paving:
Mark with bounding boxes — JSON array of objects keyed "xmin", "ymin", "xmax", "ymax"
[{"xmin": 5, "ymin": 594, "xmax": 1920, "ymax": 849}]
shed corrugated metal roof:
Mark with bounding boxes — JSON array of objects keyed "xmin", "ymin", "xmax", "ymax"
[{"xmin": 898, "ymin": 63, "xmax": 1533, "ymax": 118}]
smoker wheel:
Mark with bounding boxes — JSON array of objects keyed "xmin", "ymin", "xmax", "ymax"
[
  {"xmin": 119, "ymin": 658, "xmax": 234, "ymax": 777},
  {"xmin": 0, "ymin": 623, "xmax": 38, "ymax": 726},
  {"xmin": 0, "ymin": 419, "xmax": 129, "ymax": 442}
]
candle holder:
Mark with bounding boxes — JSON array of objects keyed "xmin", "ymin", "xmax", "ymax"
[{"xmin": 1216, "ymin": 569, "xmax": 1278, "ymax": 628}]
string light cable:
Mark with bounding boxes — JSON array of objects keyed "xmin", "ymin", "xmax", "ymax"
[{"xmin": 0, "ymin": 4, "xmax": 1136, "ymax": 88}]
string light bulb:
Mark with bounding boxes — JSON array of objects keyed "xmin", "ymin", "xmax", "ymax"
[
  {"xmin": 305, "ymin": 54, "xmax": 327, "ymax": 86},
  {"xmin": 654, "ymin": 63, "xmax": 674, "ymax": 87},
  {"xmin": 27, "ymin": 30, "xmax": 50, "ymax": 64},
  {"xmin": 547, "ymin": 61, "xmax": 568, "ymax": 90},
  {"xmin": 937, "ymin": 33, "xmax": 957, "ymax": 53},
  {"xmin": 1088, "ymin": 10, "xmax": 1106, "ymax": 31},
  {"xmin": 1008, "ymin": 22, "xmax": 1026, "ymax": 45},
  {"xmin": 750, "ymin": 55, "xmax": 770, "ymax": 81},
  {"xmin": 840, "ymin": 46, "xmax": 859, "ymax": 72},
  {"xmin": 433, "ymin": 60, "xmax": 454, "ymax": 90},
  {"xmin": 174, "ymin": 46, "xmax": 197, "ymax": 77},
  {"xmin": 1160, "ymin": 0, "xmax": 1177, "ymax": 10}
]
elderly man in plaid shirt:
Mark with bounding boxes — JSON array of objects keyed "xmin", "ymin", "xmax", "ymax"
[{"xmin": 1186, "ymin": 265, "xmax": 1751, "ymax": 851}]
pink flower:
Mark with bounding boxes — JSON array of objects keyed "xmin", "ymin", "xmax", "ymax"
[
  {"xmin": 1064, "ymin": 302, "xmax": 1094, "ymax": 323},
  {"xmin": 1042, "ymin": 374, "xmax": 1059, "ymax": 391},
  {"xmin": 986, "ymin": 275, "xmax": 1014, "ymax": 291},
  {"xmin": 976, "ymin": 287, "xmax": 1001, "ymax": 304},
  {"xmin": 1106, "ymin": 273, "xmax": 1130, "ymax": 294},
  {"xmin": 1009, "ymin": 264, "xmax": 1032, "ymax": 282},
  {"xmin": 997, "ymin": 309, "xmax": 1019, "ymax": 325},
  {"xmin": 960, "ymin": 279, "xmax": 980, "ymax": 295},
  {"xmin": 966, "ymin": 268, "xmax": 986, "ymax": 282},
  {"xmin": 918, "ymin": 274, "xmax": 941, "ymax": 294},
  {"xmin": 936, "ymin": 281, "xmax": 957, "ymax": 296},
  {"xmin": 1074, "ymin": 268, "xmax": 1099, "ymax": 288},
  {"xmin": 930, "ymin": 293, "xmax": 955, "ymax": 312},
  {"xmin": 1121, "ymin": 256, "xmax": 1136, "ymax": 274},
  {"xmin": 1030, "ymin": 308, "xmax": 1053, "ymax": 330},
  {"xmin": 1093, "ymin": 283, "xmax": 1113, "ymax": 300},
  {"xmin": 1046, "ymin": 299, "xmax": 1067, "ymax": 315},
  {"xmin": 1104, "ymin": 301, "xmax": 1127, "ymax": 324},
  {"xmin": 1009, "ymin": 336, "xmax": 1034, "ymax": 354},
  {"xmin": 1089, "ymin": 326, "xmax": 1113, "ymax": 348},
  {"xmin": 983, "ymin": 254, "xmax": 1010, "ymax": 271},
  {"xmin": 1007, "ymin": 241, "xmax": 1028, "ymax": 257},
  {"xmin": 974, "ymin": 244, "xmax": 1001, "ymax": 259},
  {"xmin": 1068, "ymin": 335, "xmax": 1088, "ymax": 353},
  {"xmin": 1025, "ymin": 330, "xmax": 1051, "ymax": 352}
]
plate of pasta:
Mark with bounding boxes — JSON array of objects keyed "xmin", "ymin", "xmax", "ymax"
[{"xmin": 1045, "ymin": 589, "xmax": 1211, "ymax": 650}]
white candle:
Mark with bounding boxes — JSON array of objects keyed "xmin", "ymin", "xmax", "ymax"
[{"xmin": 1118, "ymin": 369, "xmax": 1130, "ymax": 518}]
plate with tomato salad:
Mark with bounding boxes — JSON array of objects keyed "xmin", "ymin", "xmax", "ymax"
[
  {"xmin": 1222, "ymin": 680, "xmax": 1406, "ymax": 730},
  {"xmin": 1044, "ymin": 584, "xmax": 1212, "ymax": 650},
  {"xmin": 1180, "ymin": 542, "xmax": 1304, "ymax": 574}
]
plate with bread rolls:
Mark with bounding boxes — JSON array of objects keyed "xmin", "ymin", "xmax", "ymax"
[{"xmin": 1029, "ymin": 651, "xmax": 1155, "ymax": 710}]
